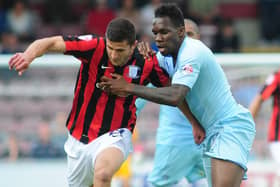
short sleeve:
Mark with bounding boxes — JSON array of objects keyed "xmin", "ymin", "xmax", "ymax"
[
  {"xmin": 148, "ymin": 55, "xmax": 170, "ymax": 87},
  {"xmin": 172, "ymin": 55, "xmax": 201, "ymax": 89},
  {"xmin": 261, "ymin": 73, "xmax": 277, "ymax": 100},
  {"xmin": 63, "ymin": 34, "xmax": 99, "ymax": 62}
]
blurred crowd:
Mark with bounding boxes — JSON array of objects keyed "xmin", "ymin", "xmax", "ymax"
[
  {"xmin": 1, "ymin": 0, "xmax": 280, "ymax": 54},
  {"xmin": 0, "ymin": 109, "xmax": 68, "ymax": 160}
]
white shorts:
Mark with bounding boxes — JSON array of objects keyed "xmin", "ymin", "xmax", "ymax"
[
  {"xmin": 269, "ymin": 141, "xmax": 280, "ymax": 164},
  {"xmin": 64, "ymin": 128, "xmax": 133, "ymax": 187}
]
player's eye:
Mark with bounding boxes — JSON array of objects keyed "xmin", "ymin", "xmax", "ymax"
[{"xmin": 186, "ymin": 32, "xmax": 194, "ymax": 37}]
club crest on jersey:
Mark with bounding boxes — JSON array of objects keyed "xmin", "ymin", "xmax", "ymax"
[
  {"xmin": 182, "ymin": 64, "xmax": 193, "ymax": 74},
  {"xmin": 127, "ymin": 65, "xmax": 141, "ymax": 79}
]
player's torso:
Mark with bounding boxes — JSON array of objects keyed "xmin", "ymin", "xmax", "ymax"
[
  {"xmin": 68, "ymin": 40, "xmax": 157, "ymax": 143},
  {"xmin": 170, "ymin": 37, "xmax": 239, "ymax": 128}
]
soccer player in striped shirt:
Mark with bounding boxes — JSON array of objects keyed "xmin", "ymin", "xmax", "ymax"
[
  {"xmin": 250, "ymin": 70, "xmax": 280, "ymax": 175},
  {"xmin": 8, "ymin": 18, "xmax": 203, "ymax": 187}
]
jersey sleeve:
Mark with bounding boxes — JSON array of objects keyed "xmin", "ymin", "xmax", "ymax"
[
  {"xmin": 261, "ymin": 73, "xmax": 278, "ymax": 100},
  {"xmin": 148, "ymin": 55, "xmax": 170, "ymax": 87},
  {"xmin": 135, "ymin": 83, "xmax": 154, "ymax": 116},
  {"xmin": 63, "ymin": 34, "xmax": 99, "ymax": 63},
  {"xmin": 155, "ymin": 52, "xmax": 174, "ymax": 76},
  {"xmin": 135, "ymin": 98, "xmax": 147, "ymax": 117},
  {"xmin": 156, "ymin": 52, "xmax": 166, "ymax": 68},
  {"xmin": 171, "ymin": 54, "xmax": 201, "ymax": 89}
]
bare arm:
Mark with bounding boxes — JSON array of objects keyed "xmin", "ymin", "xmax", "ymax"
[
  {"xmin": 99, "ymin": 74, "xmax": 206, "ymax": 144},
  {"xmin": 128, "ymin": 83, "xmax": 188, "ymax": 106},
  {"xmin": 100, "ymin": 73, "xmax": 188, "ymax": 106},
  {"xmin": 133, "ymin": 84, "xmax": 206, "ymax": 144},
  {"xmin": 178, "ymin": 99, "xmax": 205, "ymax": 144},
  {"xmin": 178, "ymin": 99, "xmax": 198, "ymax": 126},
  {"xmin": 249, "ymin": 94, "xmax": 263, "ymax": 119},
  {"xmin": 9, "ymin": 36, "xmax": 65, "ymax": 75}
]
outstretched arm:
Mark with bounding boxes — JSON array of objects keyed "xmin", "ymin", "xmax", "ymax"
[
  {"xmin": 100, "ymin": 74, "xmax": 188, "ymax": 106},
  {"xmin": 9, "ymin": 36, "xmax": 65, "ymax": 75},
  {"xmin": 99, "ymin": 74, "xmax": 205, "ymax": 144},
  {"xmin": 249, "ymin": 94, "xmax": 263, "ymax": 119},
  {"xmin": 128, "ymin": 83, "xmax": 187, "ymax": 106}
]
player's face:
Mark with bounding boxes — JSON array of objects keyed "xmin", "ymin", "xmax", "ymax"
[
  {"xmin": 185, "ymin": 25, "xmax": 199, "ymax": 40},
  {"xmin": 106, "ymin": 39, "xmax": 136, "ymax": 66},
  {"xmin": 152, "ymin": 17, "xmax": 184, "ymax": 56}
]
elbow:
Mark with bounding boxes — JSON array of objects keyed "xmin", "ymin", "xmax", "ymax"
[
  {"xmin": 168, "ymin": 94, "xmax": 185, "ymax": 107},
  {"xmin": 166, "ymin": 86, "xmax": 188, "ymax": 106}
]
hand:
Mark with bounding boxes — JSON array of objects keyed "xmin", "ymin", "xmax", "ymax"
[
  {"xmin": 137, "ymin": 41, "xmax": 155, "ymax": 59},
  {"xmin": 8, "ymin": 53, "xmax": 32, "ymax": 76},
  {"xmin": 191, "ymin": 120, "xmax": 205, "ymax": 145},
  {"xmin": 99, "ymin": 74, "xmax": 131, "ymax": 97}
]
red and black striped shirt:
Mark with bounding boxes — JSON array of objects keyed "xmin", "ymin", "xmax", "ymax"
[
  {"xmin": 63, "ymin": 35, "xmax": 169, "ymax": 144},
  {"xmin": 261, "ymin": 70, "xmax": 280, "ymax": 142}
]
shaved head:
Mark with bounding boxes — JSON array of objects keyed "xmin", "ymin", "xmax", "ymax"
[{"xmin": 184, "ymin": 19, "xmax": 200, "ymax": 39}]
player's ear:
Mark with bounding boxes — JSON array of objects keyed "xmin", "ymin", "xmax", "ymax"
[
  {"xmin": 134, "ymin": 40, "xmax": 138, "ymax": 48},
  {"xmin": 177, "ymin": 26, "xmax": 185, "ymax": 38},
  {"xmin": 131, "ymin": 40, "xmax": 137, "ymax": 50}
]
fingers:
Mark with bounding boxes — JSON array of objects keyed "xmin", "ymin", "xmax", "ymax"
[
  {"xmin": 195, "ymin": 136, "xmax": 200, "ymax": 144},
  {"xmin": 111, "ymin": 73, "xmax": 122, "ymax": 79},
  {"xmin": 98, "ymin": 81, "xmax": 111, "ymax": 88},
  {"xmin": 137, "ymin": 42, "xmax": 144, "ymax": 52},
  {"xmin": 96, "ymin": 82, "xmax": 111, "ymax": 93},
  {"xmin": 145, "ymin": 42, "xmax": 155, "ymax": 56},
  {"xmin": 137, "ymin": 41, "xmax": 151, "ymax": 59},
  {"xmin": 99, "ymin": 74, "xmax": 126, "ymax": 94},
  {"xmin": 18, "ymin": 67, "xmax": 27, "ymax": 76},
  {"xmin": 9, "ymin": 53, "xmax": 29, "ymax": 76},
  {"xmin": 195, "ymin": 136, "xmax": 203, "ymax": 145},
  {"xmin": 13, "ymin": 57, "xmax": 26, "ymax": 71},
  {"xmin": 100, "ymin": 75, "xmax": 111, "ymax": 82},
  {"xmin": 99, "ymin": 75, "xmax": 115, "ymax": 88},
  {"xmin": 100, "ymin": 74, "xmax": 121, "ymax": 81},
  {"xmin": 194, "ymin": 130, "xmax": 205, "ymax": 144},
  {"xmin": 198, "ymin": 134, "xmax": 205, "ymax": 144},
  {"xmin": 9, "ymin": 53, "xmax": 21, "ymax": 70}
]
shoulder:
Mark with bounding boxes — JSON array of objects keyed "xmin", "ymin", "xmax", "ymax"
[
  {"xmin": 178, "ymin": 37, "xmax": 213, "ymax": 62},
  {"xmin": 186, "ymin": 37, "xmax": 210, "ymax": 54},
  {"xmin": 63, "ymin": 34, "xmax": 101, "ymax": 42}
]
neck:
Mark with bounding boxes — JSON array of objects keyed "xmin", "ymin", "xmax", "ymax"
[{"xmin": 171, "ymin": 36, "xmax": 185, "ymax": 62}]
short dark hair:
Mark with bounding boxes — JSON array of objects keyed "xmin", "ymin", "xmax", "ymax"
[
  {"xmin": 155, "ymin": 3, "xmax": 185, "ymax": 28},
  {"xmin": 106, "ymin": 18, "xmax": 136, "ymax": 45}
]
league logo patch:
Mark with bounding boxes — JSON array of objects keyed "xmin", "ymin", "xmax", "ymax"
[
  {"xmin": 109, "ymin": 129, "xmax": 125, "ymax": 137},
  {"xmin": 127, "ymin": 65, "xmax": 141, "ymax": 79},
  {"xmin": 182, "ymin": 64, "xmax": 193, "ymax": 74}
]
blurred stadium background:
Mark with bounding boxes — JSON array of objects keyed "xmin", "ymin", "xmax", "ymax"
[{"xmin": 1, "ymin": 0, "xmax": 280, "ymax": 187}]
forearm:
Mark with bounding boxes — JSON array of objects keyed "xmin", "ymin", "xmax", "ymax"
[
  {"xmin": 24, "ymin": 36, "xmax": 65, "ymax": 61},
  {"xmin": 178, "ymin": 100, "xmax": 198, "ymax": 126},
  {"xmin": 127, "ymin": 84, "xmax": 188, "ymax": 106},
  {"xmin": 249, "ymin": 94, "xmax": 263, "ymax": 118}
]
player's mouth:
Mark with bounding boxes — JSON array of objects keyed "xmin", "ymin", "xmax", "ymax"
[
  {"xmin": 110, "ymin": 58, "xmax": 120, "ymax": 66},
  {"xmin": 157, "ymin": 46, "xmax": 167, "ymax": 54}
]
